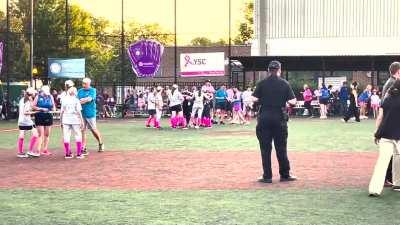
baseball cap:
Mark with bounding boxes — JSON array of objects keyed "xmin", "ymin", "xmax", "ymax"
[
  {"xmin": 26, "ymin": 87, "xmax": 36, "ymax": 95},
  {"xmin": 268, "ymin": 60, "xmax": 281, "ymax": 70},
  {"xmin": 65, "ymin": 80, "xmax": 74, "ymax": 88}
]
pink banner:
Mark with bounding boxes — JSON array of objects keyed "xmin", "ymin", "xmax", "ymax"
[{"xmin": 181, "ymin": 70, "xmax": 225, "ymax": 77}]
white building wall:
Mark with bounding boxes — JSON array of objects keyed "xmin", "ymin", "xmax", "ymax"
[{"xmin": 253, "ymin": 0, "xmax": 400, "ymax": 56}]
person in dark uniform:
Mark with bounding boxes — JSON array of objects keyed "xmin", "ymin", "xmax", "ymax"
[
  {"xmin": 253, "ymin": 60, "xmax": 297, "ymax": 183},
  {"xmin": 343, "ymin": 81, "xmax": 361, "ymax": 122}
]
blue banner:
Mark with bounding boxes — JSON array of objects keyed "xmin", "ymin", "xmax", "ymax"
[{"xmin": 48, "ymin": 58, "xmax": 85, "ymax": 78}]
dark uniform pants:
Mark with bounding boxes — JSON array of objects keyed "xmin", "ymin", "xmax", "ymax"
[
  {"xmin": 344, "ymin": 103, "xmax": 360, "ymax": 122},
  {"xmin": 256, "ymin": 113, "xmax": 291, "ymax": 179}
]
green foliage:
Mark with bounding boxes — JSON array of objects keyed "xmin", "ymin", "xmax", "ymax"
[
  {"xmin": 234, "ymin": 1, "xmax": 254, "ymax": 45},
  {"xmin": 190, "ymin": 37, "xmax": 227, "ymax": 46},
  {"xmin": 125, "ymin": 21, "xmax": 174, "ymax": 46},
  {"xmin": 1, "ymin": 0, "xmax": 173, "ymax": 83},
  {"xmin": 190, "ymin": 37, "xmax": 213, "ymax": 46}
]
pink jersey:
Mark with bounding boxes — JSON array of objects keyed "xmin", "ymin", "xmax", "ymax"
[{"xmin": 303, "ymin": 89, "xmax": 313, "ymax": 102}]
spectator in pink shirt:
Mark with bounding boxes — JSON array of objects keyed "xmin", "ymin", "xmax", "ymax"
[{"xmin": 302, "ymin": 84, "xmax": 314, "ymax": 118}]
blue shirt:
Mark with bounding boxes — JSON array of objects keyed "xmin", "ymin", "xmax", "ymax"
[
  {"xmin": 37, "ymin": 95, "xmax": 53, "ymax": 110},
  {"xmin": 339, "ymin": 86, "xmax": 349, "ymax": 101},
  {"xmin": 215, "ymin": 89, "xmax": 228, "ymax": 103},
  {"xmin": 320, "ymin": 88, "xmax": 330, "ymax": 99},
  {"xmin": 358, "ymin": 91, "xmax": 371, "ymax": 103},
  {"xmin": 78, "ymin": 87, "xmax": 97, "ymax": 118}
]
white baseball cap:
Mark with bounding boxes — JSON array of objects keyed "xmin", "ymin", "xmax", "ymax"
[
  {"xmin": 65, "ymin": 80, "xmax": 74, "ymax": 88},
  {"xmin": 26, "ymin": 87, "xmax": 36, "ymax": 95}
]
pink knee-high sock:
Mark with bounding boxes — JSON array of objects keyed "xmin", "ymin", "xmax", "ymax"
[
  {"xmin": 177, "ymin": 117, "xmax": 182, "ymax": 127},
  {"xmin": 64, "ymin": 142, "xmax": 70, "ymax": 156},
  {"xmin": 146, "ymin": 117, "xmax": 152, "ymax": 126},
  {"xmin": 17, "ymin": 138, "xmax": 24, "ymax": 154},
  {"xmin": 180, "ymin": 116, "xmax": 187, "ymax": 127},
  {"xmin": 28, "ymin": 136, "xmax": 38, "ymax": 152},
  {"xmin": 171, "ymin": 117, "xmax": 177, "ymax": 128},
  {"xmin": 76, "ymin": 141, "xmax": 82, "ymax": 156},
  {"xmin": 156, "ymin": 120, "xmax": 161, "ymax": 128},
  {"xmin": 196, "ymin": 118, "xmax": 201, "ymax": 126},
  {"xmin": 207, "ymin": 118, "xmax": 212, "ymax": 127}
]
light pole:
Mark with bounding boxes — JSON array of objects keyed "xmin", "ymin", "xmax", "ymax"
[
  {"xmin": 30, "ymin": 0, "xmax": 34, "ymax": 87},
  {"xmin": 174, "ymin": 0, "xmax": 177, "ymax": 84},
  {"xmin": 120, "ymin": 0, "xmax": 126, "ymax": 109},
  {"xmin": 5, "ymin": 0, "xmax": 10, "ymax": 120},
  {"xmin": 66, "ymin": 0, "xmax": 69, "ymax": 56},
  {"xmin": 228, "ymin": 0, "xmax": 232, "ymax": 86}
]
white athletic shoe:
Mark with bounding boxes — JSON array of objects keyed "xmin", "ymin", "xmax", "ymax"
[
  {"xmin": 27, "ymin": 151, "xmax": 40, "ymax": 157},
  {"xmin": 17, "ymin": 153, "xmax": 29, "ymax": 158}
]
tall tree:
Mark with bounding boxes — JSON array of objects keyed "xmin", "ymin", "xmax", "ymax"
[
  {"xmin": 234, "ymin": 1, "xmax": 254, "ymax": 45},
  {"xmin": 190, "ymin": 37, "xmax": 213, "ymax": 46},
  {"xmin": 189, "ymin": 37, "xmax": 227, "ymax": 46},
  {"xmin": 125, "ymin": 21, "xmax": 174, "ymax": 46}
]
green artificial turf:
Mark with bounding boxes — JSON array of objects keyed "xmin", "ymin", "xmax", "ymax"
[
  {"xmin": 0, "ymin": 188, "xmax": 398, "ymax": 225},
  {"xmin": 0, "ymin": 118, "xmax": 376, "ymax": 152}
]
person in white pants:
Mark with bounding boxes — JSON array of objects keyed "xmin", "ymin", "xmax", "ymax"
[
  {"xmin": 60, "ymin": 87, "xmax": 84, "ymax": 159},
  {"xmin": 190, "ymin": 88, "xmax": 205, "ymax": 129},
  {"xmin": 369, "ymin": 80, "xmax": 400, "ymax": 196},
  {"xmin": 154, "ymin": 86, "xmax": 164, "ymax": 129}
]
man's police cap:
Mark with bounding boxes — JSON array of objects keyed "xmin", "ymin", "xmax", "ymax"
[{"xmin": 268, "ymin": 60, "xmax": 281, "ymax": 70}]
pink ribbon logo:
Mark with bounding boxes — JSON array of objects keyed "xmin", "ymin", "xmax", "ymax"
[{"xmin": 184, "ymin": 55, "xmax": 192, "ymax": 67}]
